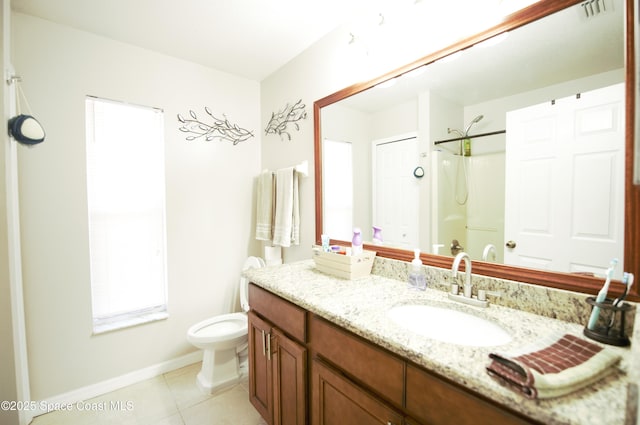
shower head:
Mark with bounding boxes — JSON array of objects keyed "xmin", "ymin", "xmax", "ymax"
[{"xmin": 464, "ymin": 114, "xmax": 484, "ymax": 136}]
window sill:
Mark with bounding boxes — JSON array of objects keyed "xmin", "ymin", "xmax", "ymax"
[{"xmin": 92, "ymin": 311, "xmax": 169, "ymax": 335}]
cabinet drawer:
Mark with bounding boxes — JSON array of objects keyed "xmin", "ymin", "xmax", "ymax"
[
  {"xmin": 249, "ymin": 283, "xmax": 307, "ymax": 343},
  {"xmin": 309, "ymin": 315, "xmax": 404, "ymax": 408},
  {"xmin": 405, "ymin": 363, "xmax": 535, "ymax": 425}
]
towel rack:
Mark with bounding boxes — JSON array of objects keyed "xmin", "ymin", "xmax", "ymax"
[
  {"xmin": 294, "ymin": 160, "xmax": 308, "ymax": 177},
  {"xmin": 262, "ymin": 160, "xmax": 309, "ymax": 177}
]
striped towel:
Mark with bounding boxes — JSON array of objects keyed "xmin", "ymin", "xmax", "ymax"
[
  {"xmin": 272, "ymin": 167, "xmax": 299, "ymax": 247},
  {"xmin": 486, "ymin": 333, "xmax": 620, "ymax": 399},
  {"xmin": 255, "ymin": 171, "xmax": 274, "ymax": 241}
]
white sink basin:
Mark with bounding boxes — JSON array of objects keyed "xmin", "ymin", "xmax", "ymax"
[{"xmin": 386, "ymin": 304, "xmax": 512, "ymax": 347}]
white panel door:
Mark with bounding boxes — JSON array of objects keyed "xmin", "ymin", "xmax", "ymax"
[
  {"xmin": 372, "ymin": 134, "xmax": 419, "ymax": 249},
  {"xmin": 504, "ymin": 83, "xmax": 624, "ymax": 277}
]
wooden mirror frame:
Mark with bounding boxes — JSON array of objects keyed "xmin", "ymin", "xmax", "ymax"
[{"xmin": 314, "ymin": 0, "xmax": 639, "ymax": 301}]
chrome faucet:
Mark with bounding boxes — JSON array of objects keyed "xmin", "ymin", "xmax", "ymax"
[
  {"xmin": 452, "ymin": 252, "xmax": 472, "ymax": 298},
  {"xmin": 449, "ymin": 252, "xmax": 501, "ymax": 308}
]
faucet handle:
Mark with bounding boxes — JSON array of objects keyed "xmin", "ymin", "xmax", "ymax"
[{"xmin": 477, "ymin": 290, "xmax": 502, "ymax": 302}]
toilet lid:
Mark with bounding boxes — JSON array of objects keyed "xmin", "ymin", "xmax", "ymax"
[{"xmin": 240, "ymin": 256, "xmax": 265, "ymax": 312}]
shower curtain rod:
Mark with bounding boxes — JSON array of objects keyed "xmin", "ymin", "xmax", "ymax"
[{"xmin": 433, "ymin": 129, "xmax": 506, "ymax": 145}]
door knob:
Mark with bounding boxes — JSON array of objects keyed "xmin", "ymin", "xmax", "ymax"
[{"xmin": 505, "ymin": 240, "xmax": 517, "ymax": 249}]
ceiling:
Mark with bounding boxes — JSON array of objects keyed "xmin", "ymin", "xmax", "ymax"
[
  {"xmin": 10, "ymin": 0, "xmax": 623, "ymax": 90},
  {"xmin": 10, "ymin": 0, "xmax": 377, "ymax": 81}
]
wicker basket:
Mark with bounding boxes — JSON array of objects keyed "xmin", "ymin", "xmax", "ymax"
[{"xmin": 313, "ymin": 248, "xmax": 376, "ymax": 279}]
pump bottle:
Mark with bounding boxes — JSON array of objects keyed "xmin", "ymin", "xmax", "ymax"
[
  {"xmin": 352, "ymin": 228, "xmax": 363, "ymax": 256},
  {"xmin": 408, "ymin": 248, "xmax": 427, "ymax": 290}
]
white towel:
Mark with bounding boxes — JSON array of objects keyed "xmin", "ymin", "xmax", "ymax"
[
  {"xmin": 255, "ymin": 171, "xmax": 274, "ymax": 241},
  {"xmin": 273, "ymin": 167, "xmax": 300, "ymax": 247},
  {"xmin": 292, "ymin": 170, "xmax": 300, "ymax": 245}
]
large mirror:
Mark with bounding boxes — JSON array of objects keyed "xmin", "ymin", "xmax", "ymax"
[{"xmin": 314, "ymin": 0, "xmax": 639, "ymax": 299}]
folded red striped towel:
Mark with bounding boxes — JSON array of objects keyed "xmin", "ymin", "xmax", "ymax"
[{"xmin": 486, "ymin": 333, "xmax": 620, "ymax": 399}]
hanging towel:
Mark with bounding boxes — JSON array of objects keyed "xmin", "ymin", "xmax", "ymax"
[
  {"xmin": 255, "ymin": 171, "xmax": 274, "ymax": 241},
  {"xmin": 292, "ymin": 170, "xmax": 300, "ymax": 245},
  {"xmin": 486, "ymin": 333, "xmax": 621, "ymax": 399},
  {"xmin": 273, "ymin": 167, "xmax": 300, "ymax": 247}
]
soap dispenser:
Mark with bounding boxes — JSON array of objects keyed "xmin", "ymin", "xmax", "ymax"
[{"xmin": 408, "ymin": 248, "xmax": 427, "ymax": 290}]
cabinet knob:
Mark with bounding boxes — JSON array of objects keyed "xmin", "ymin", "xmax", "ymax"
[
  {"xmin": 261, "ymin": 330, "xmax": 266, "ymax": 356},
  {"xmin": 505, "ymin": 240, "xmax": 517, "ymax": 249}
]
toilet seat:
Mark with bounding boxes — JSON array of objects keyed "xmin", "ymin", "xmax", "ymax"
[{"xmin": 187, "ymin": 313, "xmax": 248, "ymax": 344}]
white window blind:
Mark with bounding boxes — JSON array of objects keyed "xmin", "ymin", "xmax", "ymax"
[{"xmin": 85, "ymin": 96, "xmax": 168, "ymax": 334}]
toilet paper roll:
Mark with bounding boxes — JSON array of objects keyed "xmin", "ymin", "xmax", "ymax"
[{"xmin": 264, "ymin": 245, "xmax": 282, "ymax": 266}]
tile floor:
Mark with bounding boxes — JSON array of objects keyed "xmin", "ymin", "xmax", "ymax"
[{"xmin": 31, "ymin": 362, "xmax": 267, "ymax": 425}]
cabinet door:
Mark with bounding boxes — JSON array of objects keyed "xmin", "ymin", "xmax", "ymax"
[
  {"xmin": 311, "ymin": 359, "xmax": 403, "ymax": 425},
  {"xmin": 273, "ymin": 328, "xmax": 307, "ymax": 425},
  {"xmin": 249, "ymin": 311, "xmax": 273, "ymax": 424}
]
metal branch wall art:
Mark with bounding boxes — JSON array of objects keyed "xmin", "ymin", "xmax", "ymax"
[
  {"xmin": 265, "ymin": 99, "xmax": 307, "ymax": 141},
  {"xmin": 177, "ymin": 107, "xmax": 254, "ymax": 145}
]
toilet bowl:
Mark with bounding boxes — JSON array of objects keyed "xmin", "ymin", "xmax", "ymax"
[{"xmin": 186, "ymin": 256, "xmax": 265, "ymax": 394}]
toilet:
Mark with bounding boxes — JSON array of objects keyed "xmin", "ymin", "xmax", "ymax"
[{"xmin": 187, "ymin": 256, "xmax": 265, "ymax": 394}]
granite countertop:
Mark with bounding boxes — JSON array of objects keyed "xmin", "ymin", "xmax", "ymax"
[{"xmin": 243, "ymin": 260, "xmax": 633, "ymax": 425}]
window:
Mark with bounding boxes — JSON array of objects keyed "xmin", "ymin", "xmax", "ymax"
[
  {"xmin": 85, "ymin": 96, "xmax": 168, "ymax": 334},
  {"xmin": 322, "ymin": 139, "xmax": 353, "ymax": 240}
]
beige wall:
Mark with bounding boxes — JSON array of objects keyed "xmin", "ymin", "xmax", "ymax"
[{"xmin": 12, "ymin": 12, "xmax": 261, "ymax": 401}]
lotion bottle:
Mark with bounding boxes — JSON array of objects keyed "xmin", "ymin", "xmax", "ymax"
[
  {"xmin": 352, "ymin": 228, "xmax": 363, "ymax": 256},
  {"xmin": 372, "ymin": 226, "xmax": 383, "ymax": 245},
  {"xmin": 408, "ymin": 248, "xmax": 427, "ymax": 290}
]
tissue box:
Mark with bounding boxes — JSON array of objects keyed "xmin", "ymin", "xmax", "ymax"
[{"xmin": 313, "ymin": 248, "xmax": 376, "ymax": 279}]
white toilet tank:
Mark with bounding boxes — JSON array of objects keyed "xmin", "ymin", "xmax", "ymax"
[{"xmin": 239, "ymin": 256, "xmax": 265, "ymax": 312}]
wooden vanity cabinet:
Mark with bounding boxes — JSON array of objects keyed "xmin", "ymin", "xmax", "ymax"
[
  {"xmin": 308, "ymin": 316, "xmax": 536, "ymax": 425},
  {"xmin": 248, "ymin": 284, "xmax": 307, "ymax": 425},
  {"xmin": 249, "ymin": 284, "xmax": 538, "ymax": 425}
]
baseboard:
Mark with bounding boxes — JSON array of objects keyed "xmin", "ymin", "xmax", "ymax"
[{"xmin": 32, "ymin": 350, "xmax": 202, "ymax": 418}]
